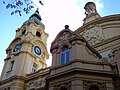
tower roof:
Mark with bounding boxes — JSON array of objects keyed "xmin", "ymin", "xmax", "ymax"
[
  {"xmin": 22, "ymin": 8, "xmax": 45, "ymax": 29},
  {"xmin": 29, "ymin": 8, "xmax": 42, "ymax": 21}
]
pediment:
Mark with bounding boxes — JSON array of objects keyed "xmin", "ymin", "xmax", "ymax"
[
  {"xmin": 50, "ymin": 29, "xmax": 101, "ymax": 59},
  {"xmin": 51, "ymin": 29, "xmax": 73, "ymax": 47}
]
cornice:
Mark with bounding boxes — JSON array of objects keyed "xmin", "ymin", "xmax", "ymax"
[
  {"xmin": 28, "ymin": 21, "xmax": 45, "ymax": 30},
  {"xmin": 22, "ymin": 20, "xmax": 45, "ymax": 30},
  {"xmin": 101, "ymin": 23, "xmax": 120, "ymax": 29},
  {"xmin": 0, "ymin": 75, "xmax": 26, "ymax": 85},
  {"xmin": 26, "ymin": 67, "xmax": 50, "ymax": 81},
  {"xmin": 48, "ymin": 61, "xmax": 114, "ymax": 80},
  {"xmin": 93, "ymin": 35, "xmax": 120, "ymax": 52},
  {"xmin": 0, "ymin": 68, "xmax": 50, "ymax": 84},
  {"xmin": 75, "ymin": 14, "xmax": 120, "ymax": 34},
  {"xmin": 51, "ymin": 59, "xmax": 111, "ymax": 71}
]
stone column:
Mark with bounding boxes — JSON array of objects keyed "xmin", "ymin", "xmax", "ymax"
[
  {"xmin": 56, "ymin": 52, "xmax": 60, "ymax": 66},
  {"xmin": 11, "ymin": 79, "xmax": 25, "ymax": 90}
]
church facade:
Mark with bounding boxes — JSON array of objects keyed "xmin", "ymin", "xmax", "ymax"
[{"xmin": 0, "ymin": 2, "xmax": 120, "ymax": 90}]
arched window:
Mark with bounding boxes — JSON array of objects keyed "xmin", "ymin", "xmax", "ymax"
[
  {"xmin": 36, "ymin": 31, "xmax": 41, "ymax": 37},
  {"xmin": 61, "ymin": 47, "xmax": 69, "ymax": 65},
  {"xmin": 22, "ymin": 30, "xmax": 26, "ymax": 34},
  {"xmin": 32, "ymin": 63, "xmax": 37, "ymax": 73},
  {"xmin": 89, "ymin": 85, "xmax": 99, "ymax": 90},
  {"xmin": 60, "ymin": 87, "xmax": 67, "ymax": 90}
]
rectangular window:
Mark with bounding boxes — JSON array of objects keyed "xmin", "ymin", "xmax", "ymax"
[
  {"xmin": 61, "ymin": 53, "xmax": 65, "ymax": 64},
  {"xmin": 10, "ymin": 61, "xmax": 14, "ymax": 70},
  {"xmin": 66, "ymin": 51, "xmax": 69, "ymax": 63},
  {"xmin": 61, "ymin": 48, "xmax": 70, "ymax": 65}
]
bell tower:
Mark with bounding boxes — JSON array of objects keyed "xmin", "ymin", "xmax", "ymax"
[{"xmin": 0, "ymin": 9, "xmax": 49, "ymax": 80}]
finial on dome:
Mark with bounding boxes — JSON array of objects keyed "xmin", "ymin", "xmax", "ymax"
[
  {"xmin": 36, "ymin": 8, "xmax": 39, "ymax": 14},
  {"xmin": 65, "ymin": 25, "xmax": 69, "ymax": 29},
  {"xmin": 84, "ymin": 2, "xmax": 97, "ymax": 16}
]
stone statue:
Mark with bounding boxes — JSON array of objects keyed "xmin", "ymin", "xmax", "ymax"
[{"xmin": 84, "ymin": 2, "xmax": 97, "ymax": 16}]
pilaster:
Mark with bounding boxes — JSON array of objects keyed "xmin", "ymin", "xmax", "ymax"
[{"xmin": 71, "ymin": 80, "xmax": 83, "ymax": 90}]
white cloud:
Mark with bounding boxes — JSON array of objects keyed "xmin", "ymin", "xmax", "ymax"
[{"xmin": 32, "ymin": 0, "xmax": 104, "ymax": 66}]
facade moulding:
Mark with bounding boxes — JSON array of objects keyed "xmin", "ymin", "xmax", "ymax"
[
  {"xmin": 0, "ymin": 75, "xmax": 26, "ymax": 85},
  {"xmin": 93, "ymin": 35, "xmax": 120, "ymax": 52},
  {"xmin": 75, "ymin": 14, "xmax": 120, "ymax": 34}
]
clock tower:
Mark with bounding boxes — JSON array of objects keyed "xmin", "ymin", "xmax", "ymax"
[{"xmin": 0, "ymin": 9, "xmax": 49, "ymax": 80}]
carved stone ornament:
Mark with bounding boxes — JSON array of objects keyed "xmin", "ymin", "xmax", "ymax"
[
  {"xmin": 53, "ymin": 81, "xmax": 71, "ymax": 90},
  {"xmin": 21, "ymin": 33, "xmax": 34, "ymax": 42},
  {"xmin": 83, "ymin": 80, "xmax": 106, "ymax": 90},
  {"xmin": 58, "ymin": 32, "xmax": 70, "ymax": 44},
  {"xmin": 108, "ymin": 53, "xmax": 116, "ymax": 65},
  {"xmin": 29, "ymin": 80, "xmax": 45, "ymax": 89},
  {"xmin": 83, "ymin": 26, "xmax": 106, "ymax": 45}
]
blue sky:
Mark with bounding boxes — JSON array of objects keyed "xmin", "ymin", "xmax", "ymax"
[{"xmin": 0, "ymin": 0, "xmax": 120, "ymax": 75}]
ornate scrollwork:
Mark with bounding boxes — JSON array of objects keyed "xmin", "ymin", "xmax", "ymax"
[
  {"xmin": 29, "ymin": 80, "xmax": 45, "ymax": 89},
  {"xmin": 83, "ymin": 80, "xmax": 106, "ymax": 90},
  {"xmin": 83, "ymin": 26, "xmax": 106, "ymax": 45}
]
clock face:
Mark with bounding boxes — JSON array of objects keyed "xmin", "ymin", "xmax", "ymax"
[
  {"xmin": 34, "ymin": 46, "xmax": 41, "ymax": 55},
  {"xmin": 13, "ymin": 44, "xmax": 21, "ymax": 52}
]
